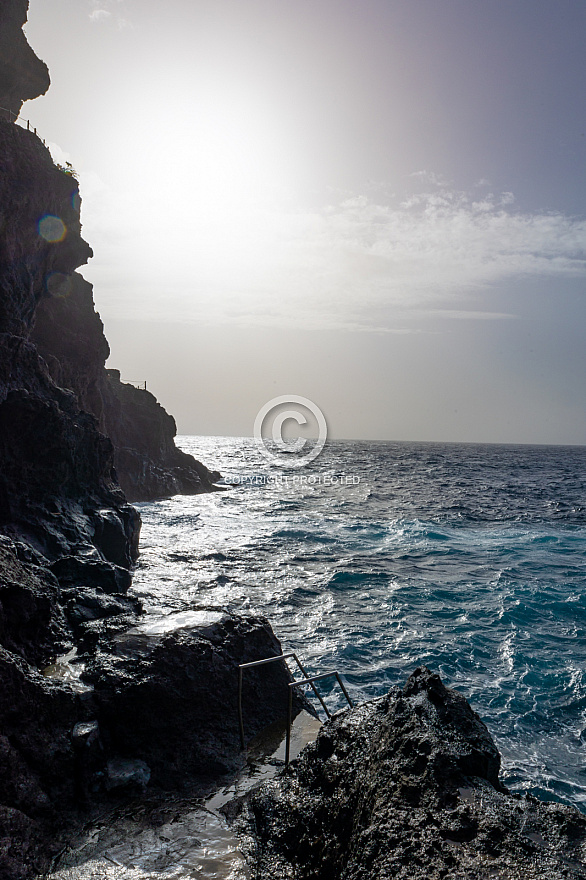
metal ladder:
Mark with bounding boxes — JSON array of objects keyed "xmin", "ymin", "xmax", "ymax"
[{"xmin": 238, "ymin": 652, "xmax": 354, "ymax": 767}]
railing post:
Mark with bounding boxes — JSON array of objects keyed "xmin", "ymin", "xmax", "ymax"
[
  {"xmin": 239, "ymin": 655, "xmax": 354, "ymax": 766},
  {"xmin": 238, "ymin": 666, "xmax": 245, "ymax": 749},
  {"xmin": 238, "ymin": 653, "xmax": 296, "ymax": 750},
  {"xmin": 335, "ymin": 671, "xmax": 354, "ymax": 708},
  {"xmin": 292, "ymin": 653, "xmax": 331, "ymax": 718},
  {"xmin": 284, "ymin": 670, "xmax": 354, "ymax": 766},
  {"xmin": 285, "ymin": 685, "xmax": 293, "ymax": 767}
]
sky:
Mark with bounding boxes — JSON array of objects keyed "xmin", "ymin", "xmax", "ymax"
[{"xmin": 23, "ymin": 0, "xmax": 586, "ymax": 444}]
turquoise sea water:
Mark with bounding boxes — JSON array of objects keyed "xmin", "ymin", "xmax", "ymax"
[{"xmin": 132, "ymin": 437, "xmax": 586, "ymax": 812}]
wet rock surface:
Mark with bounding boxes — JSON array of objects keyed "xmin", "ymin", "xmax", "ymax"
[
  {"xmin": 232, "ymin": 668, "xmax": 586, "ymax": 880},
  {"xmin": 46, "ymin": 798, "xmax": 250, "ymax": 880},
  {"xmin": 44, "ymin": 712, "xmax": 321, "ymax": 880},
  {"xmin": 0, "ymin": 609, "xmax": 302, "ymax": 879},
  {"xmin": 84, "ymin": 613, "xmax": 311, "ymax": 787}
]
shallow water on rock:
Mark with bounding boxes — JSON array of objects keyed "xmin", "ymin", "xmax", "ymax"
[
  {"xmin": 135, "ymin": 609, "xmax": 225, "ymax": 636},
  {"xmin": 47, "ymin": 808, "xmax": 249, "ymax": 880},
  {"xmin": 44, "ymin": 712, "xmax": 320, "ymax": 880},
  {"xmin": 112, "ymin": 609, "xmax": 226, "ymax": 655},
  {"xmin": 42, "ymin": 648, "xmax": 92, "ymax": 694}
]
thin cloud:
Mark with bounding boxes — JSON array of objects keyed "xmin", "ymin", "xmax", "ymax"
[
  {"xmin": 423, "ymin": 310, "xmax": 518, "ymax": 320},
  {"xmin": 89, "ymin": 9, "xmax": 111, "ymax": 22},
  {"xmin": 248, "ymin": 189, "xmax": 586, "ymax": 329},
  {"xmin": 409, "ymin": 170, "xmax": 450, "ymax": 187},
  {"xmin": 88, "ymin": 1, "xmax": 130, "ymax": 27}
]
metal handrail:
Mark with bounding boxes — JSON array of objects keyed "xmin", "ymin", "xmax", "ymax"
[
  {"xmin": 238, "ymin": 653, "xmax": 354, "ymax": 766},
  {"xmin": 285, "ymin": 671, "xmax": 353, "ymax": 766},
  {"xmin": 0, "ymin": 105, "xmax": 19, "ymax": 123},
  {"xmin": 0, "ymin": 106, "xmax": 46, "ymax": 144},
  {"xmin": 238, "ymin": 652, "xmax": 331, "ymax": 749}
]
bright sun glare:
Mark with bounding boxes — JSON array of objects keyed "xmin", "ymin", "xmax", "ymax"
[
  {"xmin": 95, "ymin": 78, "xmax": 300, "ymax": 301},
  {"xmin": 187, "ymin": 92, "xmax": 292, "ymax": 211},
  {"xmin": 119, "ymin": 78, "xmax": 295, "ymax": 216}
]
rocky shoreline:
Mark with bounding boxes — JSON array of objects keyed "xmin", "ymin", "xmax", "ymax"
[
  {"xmin": 0, "ymin": 607, "xmax": 308, "ymax": 879},
  {"xmin": 1, "ymin": 4, "xmax": 586, "ymax": 880},
  {"xmin": 229, "ymin": 668, "xmax": 586, "ymax": 880},
  {"xmin": 0, "ymin": 4, "xmax": 297, "ymax": 877}
]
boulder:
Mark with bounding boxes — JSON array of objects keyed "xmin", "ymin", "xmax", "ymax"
[
  {"xmin": 233, "ymin": 667, "xmax": 586, "ymax": 880},
  {"xmin": 84, "ymin": 613, "xmax": 311, "ymax": 787}
]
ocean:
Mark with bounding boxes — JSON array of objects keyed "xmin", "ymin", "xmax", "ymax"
[{"xmin": 131, "ymin": 437, "xmax": 586, "ymax": 812}]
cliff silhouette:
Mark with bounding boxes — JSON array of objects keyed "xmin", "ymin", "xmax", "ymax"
[
  {"xmin": 0, "ymin": 5, "xmax": 283, "ymax": 878},
  {"xmin": 31, "ymin": 274, "xmax": 221, "ymax": 502},
  {"xmin": 1, "ymin": 4, "xmax": 220, "ymax": 506}
]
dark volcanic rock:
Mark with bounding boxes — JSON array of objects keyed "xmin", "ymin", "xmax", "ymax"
[
  {"xmin": 0, "ymin": 610, "xmax": 305, "ymax": 878},
  {"xmin": 0, "ymin": 649, "xmax": 80, "ymax": 808},
  {"xmin": 0, "ymin": 114, "xmax": 140, "ymax": 585},
  {"xmin": 0, "ymin": 536, "xmax": 66, "ymax": 665},
  {"xmin": 0, "ymin": 3, "xmax": 228, "ymax": 874},
  {"xmin": 0, "ymin": 386, "xmax": 139, "ymax": 556},
  {"xmin": 0, "ymin": 8, "xmax": 139, "ymax": 875},
  {"xmin": 0, "ymin": 647, "xmax": 82, "ymax": 879},
  {"xmin": 31, "ymin": 273, "xmax": 110, "ymax": 424},
  {"xmin": 102, "ymin": 369, "xmax": 221, "ymax": 502},
  {"xmin": 234, "ymin": 668, "xmax": 586, "ymax": 880},
  {"xmin": 84, "ymin": 614, "xmax": 310, "ymax": 787},
  {"xmin": 0, "ymin": 805, "xmax": 46, "ymax": 880},
  {"xmin": 0, "ymin": 120, "xmax": 91, "ymax": 335},
  {"xmin": 31, "ymin": 275, "xmax": 221, "ymax": 502},
  {"xmin": 0, "ymin": 0, "xmax": 50, "ymax": 120}
]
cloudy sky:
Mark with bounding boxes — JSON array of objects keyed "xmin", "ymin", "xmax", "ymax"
[{"xmin": 25, "ymin": 0, "xmax": 586, "ymax": 443}]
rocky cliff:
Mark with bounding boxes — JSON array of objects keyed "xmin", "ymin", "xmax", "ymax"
[
  {"xmin": 0, "ymin": 73, "xmax": 140, "ymax": 634},
  {"xmin": 0, "ymin": 9, "xmax": 144, "ymax": 871},
  {"xmin": 31, "ymin": 274, "xmax": 221, "ymax": 502},
  {"xmin": 0, "ymin": 0, "xmax": 49, "ymax": 120},
  {"xmin": 0, "ymin": 6, "xmax": 292, "ymax": 879}
]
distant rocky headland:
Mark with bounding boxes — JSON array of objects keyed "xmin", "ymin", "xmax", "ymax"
[{"xmin": 1, "ymin": 3, "xmax": 586, "ymax": 880}]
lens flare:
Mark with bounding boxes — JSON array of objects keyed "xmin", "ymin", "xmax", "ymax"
[
  {"xmin": 46, "ymin": 272, "xmax": 72, "ymax": 297},
  {"xmin": 38, "ymin": 215, "xmax": 67, "ymax": 243}
]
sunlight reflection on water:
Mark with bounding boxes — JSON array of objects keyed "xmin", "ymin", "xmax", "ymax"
[{"xmin": 131, "ymin": 436, "xmax": 586, "ymax": 812}]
